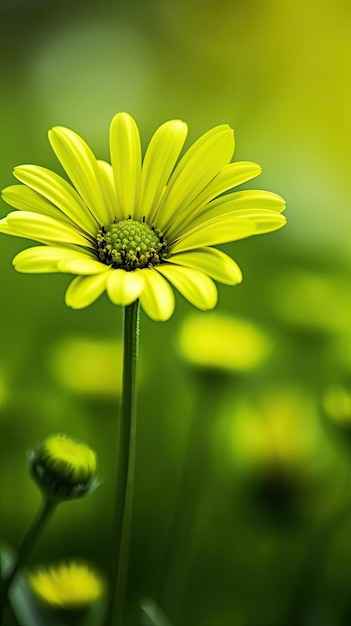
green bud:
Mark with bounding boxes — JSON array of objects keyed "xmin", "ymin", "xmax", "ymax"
[{"xmin": 29, "ymin": 434, "xmax": 98, "ymax": 501}]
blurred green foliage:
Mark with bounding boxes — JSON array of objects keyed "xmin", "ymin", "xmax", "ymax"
[{"xmin": 1, "ymin": 1, "xmax": 350, "ymax": 625}]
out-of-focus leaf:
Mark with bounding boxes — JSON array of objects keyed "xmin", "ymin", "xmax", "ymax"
[
  {"xmin": 140, "ymin": 597, "xmax": 175, "ymax": 626},
  {"xmin": 1, "ymin": 542, "xmax": 17, "ymax": 579},
  {"xmin": 83, "ymin": 598, "xmax": 109, "ymax": 626},
  {"xmin": 1, "ymin": 543, "xmax": 65, "ymax": 626}
]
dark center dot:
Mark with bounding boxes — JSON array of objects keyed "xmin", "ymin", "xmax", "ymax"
[{"xmin": 96, "ymin": 218, "xmax": 168, "ymax": 271}]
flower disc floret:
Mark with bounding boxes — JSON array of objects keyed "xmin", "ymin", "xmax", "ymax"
[
  {"xmin": 29, "ymin": 434, "xmax": 98, "ymax": 500},
  {"xmin": 96, "ymin": 218, "xmax": 168, "ymax": 271}
]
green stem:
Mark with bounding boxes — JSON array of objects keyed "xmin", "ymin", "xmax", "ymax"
[
  {"xmin": 108, "ymin": 299, "xmax": 140, "ymax": 626},
  {"xmin": 159, "ymin": 372, "xmax": 228, "ymax": 621},
  {"xmin": 286, "ymin": 497, "xmax": 351, "ymax": 626},
  {"xmin": 0, "ymin": 497, "xmax": 57, "ymax": 625}
]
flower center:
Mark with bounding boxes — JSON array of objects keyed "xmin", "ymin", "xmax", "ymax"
[{"xmin": 96, "ymin": 218, "xmax": 168, "ymax": 271}]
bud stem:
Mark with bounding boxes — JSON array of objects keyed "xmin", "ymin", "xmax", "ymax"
[
  {"xmin": 0, "ymin": 497, "xmax": 57, "ymax": 624},
  {"xmin": 107, "ymin": 299, "xmax": 140, "ymax": 625}
]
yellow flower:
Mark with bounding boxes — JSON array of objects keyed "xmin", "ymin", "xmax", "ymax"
[
  {"xmin": 323, "ymin": 386, "xmax": 351, "ymax": 425},
  {"xmin": 178, "ymin": 313, "xmax": 272, "ymax": 372},
  {"xmin": 28, "ymin": 561, "xmax": 105, "ymax": 608},
  {"xmin": 0, "ymin": 113, "xmax": 286, "ymax": 321},
  {"xmin": 49, "ymin": 336, "xmax": 123, "ymax": 397},
  {"xmin": 229, "ymin": 388, "xmax": 322, "ymax": 472},
  {"xmin": 29, "ymin": 434, "xmax": 98, "ymax": 500}
]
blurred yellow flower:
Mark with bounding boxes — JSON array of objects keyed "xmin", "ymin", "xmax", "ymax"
[
  {"xmin": 230, "ymin": 388, "xmax": 324, "ymax": 472},
  {"xmin": 49, "ymin": 336, "xmax": 123, "ymax": 397},
  {"xmin": 0, "ymin": 112, "xmax": 286, "ymax": 321},
  {"xmin": 29, "ymin": 561, "xmax": 105, "ymax": 608},
  {"xmin": 178, "ymin": 313, "xmax": 272, "ymax": 372},
  {"xmin": 29, "ymin": 434, "xmax": 98, "ymax": 500},
  {"xmin": 323, "ymin": 386, "xmax": 351, "ymax": 425}
]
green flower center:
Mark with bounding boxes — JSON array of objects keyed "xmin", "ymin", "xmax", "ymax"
[{"xmin": 96, "ymin": 218, "xmax": 168, "ymax": 271}]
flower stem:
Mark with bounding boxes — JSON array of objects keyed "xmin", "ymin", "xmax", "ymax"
[
  {"xmin": 159, "ymin": 372, "xmax": 228, "ymax": 621},
  {"xmin": 108, "ymin": 299, "xmax": 140, "ymax": 626},
  {"xmin": 0, "ymin": 496, "xmax": 57, "ymax": 625},
  {"xmin": 286, "ymin": 496, "xmax": 351, "ymax": 626}
]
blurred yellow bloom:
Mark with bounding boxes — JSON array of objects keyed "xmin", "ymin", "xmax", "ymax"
[
  {"xmin": 30, "ymin": 434, "xmax": 98, "ymax": 500},
  {"xmin": 29, "ymin": 561, "xmax": 105, "ymax": 608},
  {"xmin": 179, "ymin": 313, "xmax": 272, "ymax": 372},
  {"xmin": 230, "ymin": 388, "xmax": 324, "ymax": 471},
  {"xmin": 0, "ymin": 112, "xmax": 286, "ymax": 321},
  {"xmin": 323, "ymin": 386, "xmax": 351, "ymax": 425},
  {"xmin": 49, "ymin": 336, "xmax": 123, "ymax": 397}
]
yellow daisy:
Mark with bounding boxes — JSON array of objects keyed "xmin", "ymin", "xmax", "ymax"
[{"xmin": 0, "ymin": 113, "xmax": 286, "ymax": 321}]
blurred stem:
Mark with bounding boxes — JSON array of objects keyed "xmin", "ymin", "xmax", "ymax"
[
  {"xmin": 159, "ymin": 371, "xmax": 228, "ymax": 621},
  {"xmin": 0, "ymin": 496, "xmax": 57, "ymax": 625},
  {"xmin": 286, "ymin": 495, "xmax": 351, "ymax": 626},
  {"xmin": 107, "ymin": 300, "xmax": 140, "ymax": 626}
]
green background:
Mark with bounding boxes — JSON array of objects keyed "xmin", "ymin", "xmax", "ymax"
[{"xmin": 1, "ymin": 1, "xmax": 350, "ymax": 625}]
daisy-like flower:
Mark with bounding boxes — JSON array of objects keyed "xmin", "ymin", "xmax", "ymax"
[{"xmin": 0, "ymin": 113, "xmax": 286, "ymax": 321}]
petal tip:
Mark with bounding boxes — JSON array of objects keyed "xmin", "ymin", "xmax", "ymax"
[
  {"xmin": 110, "ymin": 111, "xmax": 136, "ymax": 128},
  {"xmin": 48, "ymin": 126, "xmax": 69, "ymax": 143}
]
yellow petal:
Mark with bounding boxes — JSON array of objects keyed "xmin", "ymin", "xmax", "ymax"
[
  {"xmin": 106, "ymin": 269, "xmax": 144, "ymax": 305},
  {"xmin": 170, "ymin": 161, "xmax": 262, "ymax": 238},
  {"xmin": 13, "ymin": 246, "xmax": 73, "ymax": 273},
  {"xmin": 2, "ymin": 185, "xmax": 74, "ymax": 225},
  {"xmin": 13, "ymin": 246, "xmax": 104, "ymax": 275},
  {"xmin": 97, "ymin": 160, "xmax": 117, "ymax": 224},
  {"xmin": 174, "ymin": 190, "xmax": 286, "ymax": 240},
  {"xmin": 13, "ymin": 165, "xmax": 98, "ymax": 235},
  {"xmin": 139, "ymin": 268, "xmax": 175, "ymax": 321},
  {"xmin": 49, "ymin": 126, "xmax": 109, "ymax": 225},
  {"xmin": 211, "ymin": 189, "xmax": 286, "ymax": 211},
  {"xmin": 156, "ymin": 264, "xmax": 218, "ymax": 311},
  {"xmin": 230, "ymin": 209, "xmax": 287, "ymax": 234},
  {"xmin": 109, "ymin": 112, "xmax": 141, "ymax": 219},
  {"xmin": 157, "ymin": 125, "xmax": 234, "ymax": 232},
  {"xmin": 166, "ymin": 248, "xmax": 242, "ymax": 285},
  {"xmin": 65, "ymin": 273, "xmax": 109, "ymax": 309},
  {"xmin": 170, "ymin": 213, "xmax": 256, "ymax": 254},
  {"xmin": 0, "ymin": 217, "xmax": 19, "ymax": 236},
  {"xmin": 58, "ymin": 258, "xmax": 109, "ymax": 275},
  {"xmin": 4, "ymin": 211, "xmax": 92, "ymax": 247},
  {"xmin": 140, "ymin": 120, "xmax": 188, "ymax": 224},
  {"xmin": 191, "ymin": 189, "xmax": 286, "ymax": 227}
]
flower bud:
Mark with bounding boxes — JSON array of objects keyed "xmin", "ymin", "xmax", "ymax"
[{"xmin": 29, "ymin": 434, "xmax": 98, "ymax": 500}]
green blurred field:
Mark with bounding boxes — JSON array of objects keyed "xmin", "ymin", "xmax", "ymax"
[{"xmin": 1, "ymin": 1, "xmax": 350, "ymax": 625}]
